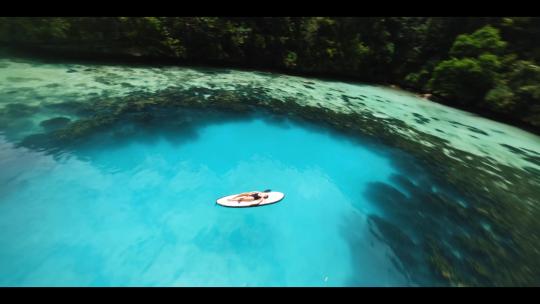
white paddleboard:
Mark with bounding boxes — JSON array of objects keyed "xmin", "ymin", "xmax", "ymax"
[{"xmin": 216, "ymin": 191, "xmax": 285, "ymax": 208}]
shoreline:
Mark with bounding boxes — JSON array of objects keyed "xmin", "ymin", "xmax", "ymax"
[{"xmin": 2, "ymin": 45, "xmax": 538, "ymax": 135}]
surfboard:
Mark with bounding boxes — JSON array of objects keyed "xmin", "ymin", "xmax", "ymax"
[{"xmin": 216, "ymin": 191, "xmax": 285, "ymax": 208}]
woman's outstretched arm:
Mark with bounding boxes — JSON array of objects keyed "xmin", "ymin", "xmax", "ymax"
[{"xmin": 250, "ymin": 197, "xmax": 265, "ymax": 206}]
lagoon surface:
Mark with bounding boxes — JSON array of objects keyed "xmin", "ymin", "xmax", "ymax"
[{"xmin": 0, "ymin": 55, "xmax": 539, "ymax": 286}]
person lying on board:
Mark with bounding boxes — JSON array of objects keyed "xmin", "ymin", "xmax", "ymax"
[{"xmin": 227, "ymin": 190, "xmax": 271, "ymax": 205}]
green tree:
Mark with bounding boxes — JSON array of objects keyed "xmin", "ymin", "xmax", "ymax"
[
  {"xmin": 429, "ymin": 25, "xmax": 506, "ymax": 105},
  {"xmin": 450, "ymin": 25, "xmax": 507, "ymax": 58},
  {"xmin": 429, "ymin": 56, "xmax": 500, "ymax": 104}
]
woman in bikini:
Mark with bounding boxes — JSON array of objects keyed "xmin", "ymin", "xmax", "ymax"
[{"xmin": 227, "ymin": 189, "xmax": 271, "ymax": 205}]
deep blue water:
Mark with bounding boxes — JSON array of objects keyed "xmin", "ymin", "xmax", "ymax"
[{"xmin": 0, "ymin": 113, "xmax": 416, "ymax": 286}]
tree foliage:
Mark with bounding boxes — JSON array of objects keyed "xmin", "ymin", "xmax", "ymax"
[{"xmin": 1, "ymin": 17, "xmax": 539, "ymax": 128}]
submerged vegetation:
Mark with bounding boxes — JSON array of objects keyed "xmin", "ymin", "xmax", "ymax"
[{"xmin": 1, "ymin": 17, "xmax": 540, "ymax": 130}]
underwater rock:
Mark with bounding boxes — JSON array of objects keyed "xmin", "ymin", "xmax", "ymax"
[
  {"xmin": 43, "ymin": 101, "xmax": 93, "ymax": 117},
  {"xmin": 2, "ymin": 103, "xmax": 39, "ymax": 117},
  {"xmin": 53, "ymin": 114, "xmax": 118, "ymax": 142},
  {"xmin": 412, "ymin": 113, "xmax": 430, "ymax": 124},
  {"xmin": 368, "ymin": 215, "xmax": 415, "ymax": 249},
  {"xmin": 367, "ymin": 215, "xmax": 421, "ymax": 275},
  {"xmin": 426, "ymin": 241, "xmax": 462, "ymax": 286},
  {"xmin": 389, "ymin": 174, "xmax": 416, "ymax": 191},
  {"xmin": 44, "ymin": 83, "xmax": 61, "ymax": 88},
  {"xmin": 365, "ymin": 182, "xmax": 410, "ymax": 210},
  {"xmin": 19, "ymin": 133, "xmax": 54, "ymax": 150},
  {"xmin": 120, "ymin": 82, "xmax": 135, "ymax": 88},
  {"xmin": 94, "ymin": 76, "xmax": 112, "ymax": 85},
  {"xmin": 6, "ymin": 76, "xmax": 41, "ymax": 82},
  {"xmin": 39, "ymin": 117, "xmax": 71, "ymax": 131},
  {"xmin": 449, "ymin": 121, "xmax": 489, "ymax": 135}
]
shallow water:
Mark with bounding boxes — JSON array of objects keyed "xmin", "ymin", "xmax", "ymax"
[{"xmin": 0, "ymin": 54, "xmax": 539, "ymax": 286}]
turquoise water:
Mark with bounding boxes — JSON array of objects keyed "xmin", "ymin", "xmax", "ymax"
[
  {"xmin": 0, "ymin": 112, "xmax": 411, "ymax": 286},
  {"xmin": 1, "ymin": 54, "xmax": 539, "ymax": 286}
]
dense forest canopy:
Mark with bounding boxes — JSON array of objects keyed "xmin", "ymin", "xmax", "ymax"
[{"xmin": 1, "ymin": 17, "xmax": 539, "ymax": 130}]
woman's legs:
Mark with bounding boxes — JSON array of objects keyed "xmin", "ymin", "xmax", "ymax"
[
  {"xmin": 236, "ymin": 197, "xmax": 255, "ymax": 203},
  {"xmin": 228, "ymin": 195, "xmax": 255, "ymax": 202},
  {"xmin": 230, "ymin": 192, "xmax": 255, "ymax": 199}
]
